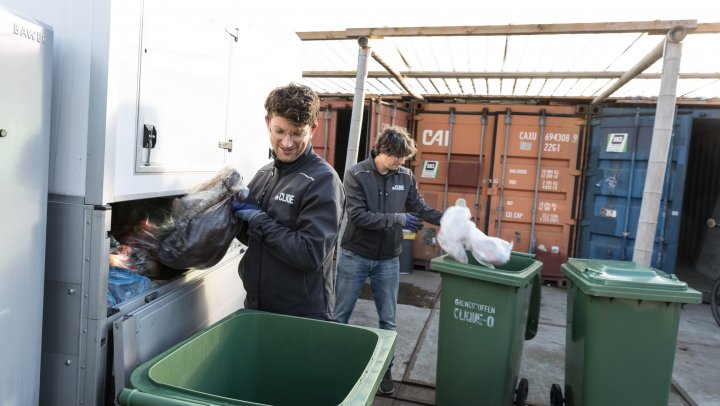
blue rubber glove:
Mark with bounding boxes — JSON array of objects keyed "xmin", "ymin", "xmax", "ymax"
[
  {"xmin": 396, "ymin": 213, "xmax": 423, "ymax": 232},
  {"xmin": 231, "ymin": 195, "xmax": 262, "ymax": 222}
]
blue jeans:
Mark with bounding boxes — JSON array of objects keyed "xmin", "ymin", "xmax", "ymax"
[{"xmin": 334, "ymin": 248, "xmax": 399, "ymax": 331}]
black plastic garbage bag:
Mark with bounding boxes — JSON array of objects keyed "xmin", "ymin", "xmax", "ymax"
[{"xmin": 157, "ymin": 166, "xmax": 248, "ymax": 270}]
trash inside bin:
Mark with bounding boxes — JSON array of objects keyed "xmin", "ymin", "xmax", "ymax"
[
  {"xmin": 107, "ymin": 266, "xmax": 152, "ymax": 307},
  {"xmin": 400, "ymin": 229, "xmax": 416, "ymax": 275},
  {"xmin": 431, "ymin": 251, "xmax": 542, "ymax": 406},
  {"xmin": 557, "ymin": 259, "xmax": 701, "ymax": 406},
  {"xmin": 118, "ymin": 309, "xmax": 396, "ymax": 406}
]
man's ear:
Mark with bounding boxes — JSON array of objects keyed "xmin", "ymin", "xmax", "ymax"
[{"xmin": 309, "ymin": 124, "xmax": 318, "ymax": 138}]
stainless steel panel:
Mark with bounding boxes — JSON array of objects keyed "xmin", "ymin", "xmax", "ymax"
[
  {"xmin": 42, "ymin": 281, "xmax": 82, "ymax": 356},
  {"xmin": 45, "ymin": 200, "xmax": 87, "ymax": 284},
  {"xmin": 87, "ymin": 207, "xmax": 111, "ymax": 321},
  {"xmin": 39, "ymin": 352, "xmax": 79, "ymax": 405},
  {"xmin": 113, "ymin": 256, "xmax": 244, "ymax": 399},
  {"xmin": 80, "ymin": 318, "xmax": 112, "ymax": 406}
]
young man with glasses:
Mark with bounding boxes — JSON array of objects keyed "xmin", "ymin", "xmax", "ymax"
[
  {"xmin": 232, "ymin": 83, "xmax": 345, "ymax": 321},
  {"xmin": 334, "ymin": 126, "xmax": 442, "ymax": 395}
]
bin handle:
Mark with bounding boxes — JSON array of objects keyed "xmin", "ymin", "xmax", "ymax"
[{"xmin": 525, "ymin": 273, "xmax": 541, "ymax": 340}]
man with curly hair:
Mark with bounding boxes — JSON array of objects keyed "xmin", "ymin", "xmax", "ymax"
[
  {"xmin": 233, "ymin": 83, "xmax": 345, "ymax": 321},
  {"xmin": 335, "ymin": 126, "xmax": 442, "ymax": 395}
]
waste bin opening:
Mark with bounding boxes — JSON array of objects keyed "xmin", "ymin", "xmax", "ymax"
[
  {"xmin": 124, "ymin": 310, "xmax": 396, "ymax": 406},
  {"xmin": 108, "ymin": 197, "xmax": 186, "ymax": 307},
  {"xmin": 447, "ymin": 250, "xmax": 536, "ymax": 272}
]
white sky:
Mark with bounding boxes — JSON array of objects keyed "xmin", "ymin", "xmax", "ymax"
[{"xmin": 257, "ymin": 0, "xmax": 720, "ymax": 30}]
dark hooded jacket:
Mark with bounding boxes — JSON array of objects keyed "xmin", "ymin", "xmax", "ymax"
[
  {"xmin": 341, "ymin": 153, "xmax": 442, "ymax": 260},
  {"xmin": 237, "ymin": 145, "xmax": 345, "ymax": 320}
]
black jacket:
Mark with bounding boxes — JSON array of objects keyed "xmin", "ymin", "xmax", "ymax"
[
  {"xmin": 237, "ymin": 145, "xmax": 345, "ymax": 320},
  {"xmin": 341, "ymin": 154, "xmax": 442, "ymax": 260}
]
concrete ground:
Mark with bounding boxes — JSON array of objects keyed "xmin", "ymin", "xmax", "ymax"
[{"xmin": 346, "ymin": 268, "xmax": 720, "ymax": 406}]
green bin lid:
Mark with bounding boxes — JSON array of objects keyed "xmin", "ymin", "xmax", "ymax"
[
  {"xmin": 561, "ymin": 258, "xmax": 701, "ymax": 303},
  {"xmin": 430, "ymin": 251, "xmax": 542, "ymax": 287}
]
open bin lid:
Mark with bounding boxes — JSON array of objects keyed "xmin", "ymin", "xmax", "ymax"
[
  {"xmin": 430, "ymin": 251, "xmax": 542, "ymax": 287},
  {"xmin": 561, "ymin": 258, "xmax": 702, "ymax": 303}
]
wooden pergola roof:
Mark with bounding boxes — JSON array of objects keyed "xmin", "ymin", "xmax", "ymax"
[{"xmin": 297, "ymin": 20, "xmax": 720, "ymax": 104}]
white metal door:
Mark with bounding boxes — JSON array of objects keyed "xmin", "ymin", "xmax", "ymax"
[{"xmin": 135, "ymin": 0, "xmax": 235, "ymax": 173}]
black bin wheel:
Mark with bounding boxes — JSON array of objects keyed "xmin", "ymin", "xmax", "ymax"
[
  {"xmin": 550, "ymin": 383, "xmax": 564, "ymax": 406},
  {"xmin": 514, "ymin": 378, "xmax": 529, "ymax": 405}
]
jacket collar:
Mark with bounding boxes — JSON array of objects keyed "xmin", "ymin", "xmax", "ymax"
[
  {"xmin": 368, "ymin": 150, "xmax": 398, "ymax": 177},
  {"xmin": 274, "ymin": 143, "xmax": 314, "ymax": 174}
]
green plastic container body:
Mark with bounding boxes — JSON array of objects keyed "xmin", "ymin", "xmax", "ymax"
[
  {"xmin": 561, "ymin": 259, "xmax": 702, "ymax": 406},
  {"xmin": 118, "ymin": 309, "xmax": 396, "ymax": 406},
  {"xmin": 431, "ymin": 251, "xmax": 542, "ymax": 406}
]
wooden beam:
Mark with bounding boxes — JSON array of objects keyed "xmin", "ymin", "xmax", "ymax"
[
  {"xmin": 296, "ymin": 30, "xmax": 348, "ymax": 40},
  {"xmin": 694, "ymin": 23, "xmax": 720, "ymax": 34},
  {"xmin": 297, "ymin": 20, "xmax": 698, "ymax": 40},
  {"xmin": 591, "ymin": 36, "xmax": 667, "ymax": 105},
  {"xmin": 303, "ymin": 70, "xmax": 720, "ymax": 80},
  {"xmin": 313, "ymin": 93, "xmax": 720, "ymax": 106},
  {"xmin": 297, "ymin": 21, "xmax": 720, "ymax": 41},
  {"xmin": 370, "ymin": 51, "xmax": 425, "ymax": 100}
]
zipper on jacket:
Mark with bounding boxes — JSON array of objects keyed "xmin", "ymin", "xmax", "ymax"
[
  {"xmin": 259, "ymin": 167, "xmax": 277, "ymax": 210},
  {"xmin": 256, "ymin": 166, "xmax": 278, "ymax": 310},
  {"xmin": 376, "ymin": 175, "xmax": 388, "ymax": 258}
]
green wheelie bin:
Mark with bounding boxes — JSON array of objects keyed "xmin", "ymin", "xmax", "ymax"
[
  {"xmin": 552, "ymin": 259, "xmax": 701, "ymax": 406},
  {"xmin": 431, "ymin": 251, "xmax": 543, "ymax": 406},
  {"xmin": 118, "ymin": 309, "xmax": 396, "ymax": 406}
]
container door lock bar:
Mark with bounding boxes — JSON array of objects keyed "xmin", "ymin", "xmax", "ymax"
[{"xmin": 143, "ymin": 124, "xmax": 157, "ymax": 166}]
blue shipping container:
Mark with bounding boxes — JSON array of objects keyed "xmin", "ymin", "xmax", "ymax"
[{"xmin": 578, "ymin": 107, "xmax": 720, "ymax": 274}]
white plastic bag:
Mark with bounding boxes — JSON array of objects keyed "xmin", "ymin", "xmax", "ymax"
[
  {"xmin": 467, "ymin": 227, "xmax": 513, "ymax": 267},
  {"xmin": 437, "ymin": 199, "xmax": 513, "ymax": 268},
  {"xmin": 437, "ymin": 204, "xmax": 475, "ymax": 264}
]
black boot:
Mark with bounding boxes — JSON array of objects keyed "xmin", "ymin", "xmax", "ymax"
[{"xmin": 378, "ymin": 367, "xmax": 394, "ymax": 395}]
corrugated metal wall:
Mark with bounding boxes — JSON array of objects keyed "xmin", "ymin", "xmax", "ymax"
[
  {"xmin": 578, "ymin": 107, "xmax": 687, "ymax": 273},
  {"xmin": 316, "ymin": 96, "xmax": 720, "ymax": 284},
  {"xmin": 678, "ymin": 111, "xmax": 720, "ymax": 280},
  {"xmin": 314, "ymin": 99, "xmax": 409, "ymax": 174},
  {"xmin": 412, "ymin": 103, "xmax": 585, "ymax": 280},
  {"xmin": 577, "ymin": 107, "xmax": 720, "ymax": 275},
  {"xmin": 411, "ymin": 106, "xmax": 496, "ymax": 267},
  {"xmin": 486, "ymin": 107, "xmax": 585, "ymax": 280}
]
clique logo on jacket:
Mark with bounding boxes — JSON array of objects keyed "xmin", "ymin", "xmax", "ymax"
[
  {"xmin": 391, "ymin": 184, "xmax": 405, "ymax": 191},
  {"xmin": 274, "ymin": 192, "xmax": 295, "ymax": 205}
]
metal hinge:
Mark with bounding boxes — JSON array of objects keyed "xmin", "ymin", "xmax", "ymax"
[
  {"xmin": 225, "ymin": 27, "xmax": 239, "ymax": 42},
  {"xmin": 218, "ymin": 139, "xmax": 233, "ymax": 152}
]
